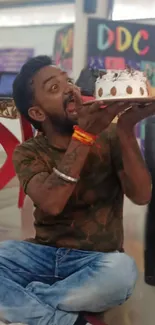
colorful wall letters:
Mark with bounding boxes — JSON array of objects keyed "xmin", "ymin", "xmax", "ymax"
[{"xmin": 87, "ymin": 18, "xmax": 154, "ymax": 62}]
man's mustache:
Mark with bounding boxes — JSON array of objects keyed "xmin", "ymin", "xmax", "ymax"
[{"xmin": 63, "ymin": 92, "xmax": 75, "ymax": 111}]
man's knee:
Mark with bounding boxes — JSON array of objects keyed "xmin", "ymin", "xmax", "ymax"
[
  {"xmin": 90, "ymin": 252, "xmax": 138, "ymax": 312},
  {"xmin": 107, "ymin": 252, "xmax": 138, "ymax": 299}
]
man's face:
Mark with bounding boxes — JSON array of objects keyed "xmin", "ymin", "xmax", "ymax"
[{"xmin": 28, "ymin": 65, "xmax": 82, "ymax": 134}]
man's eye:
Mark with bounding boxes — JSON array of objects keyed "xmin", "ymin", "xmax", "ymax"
[
  {"xmin": 67, "ymin": 78, "xmax": 74, "ymax": 84},
  {"xmin": 51, "ymin": 84, "xmax": 58, "ymax": 91}
]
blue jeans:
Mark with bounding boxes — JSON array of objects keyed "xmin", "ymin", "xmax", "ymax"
[{"xmin": 0, "ymin": 240, "xmax": 137, "ymax": 325}]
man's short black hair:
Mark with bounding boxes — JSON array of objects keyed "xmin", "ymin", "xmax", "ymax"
[{"xmin": 13, "ymin": 55, "xmax": 52, "ymax": 131}]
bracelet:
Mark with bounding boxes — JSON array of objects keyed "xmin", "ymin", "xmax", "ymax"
[
  {"xmin": 72, "ymin": 126, "xmax": 97, "ymax": 146},
  {"xmin": 53, "ymin": 167, "xmax": 79, "ymax": 184}
]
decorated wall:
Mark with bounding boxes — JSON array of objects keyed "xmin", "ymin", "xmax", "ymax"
[
  {"xmin": 87, "ymin": 18, "xmax": 155, "ymax": 154},
  {"xmin": 53, "ymin": 24, "xmax": 74, "ymax": 77}
]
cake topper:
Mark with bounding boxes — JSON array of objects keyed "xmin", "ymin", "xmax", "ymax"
[
  {"xmin": 126, "ymin": 64, "xmax": 135, "ymax": 76},
  {"xmin": 99, "ymin": 71, "xmax": 106, "ymax": 79}
]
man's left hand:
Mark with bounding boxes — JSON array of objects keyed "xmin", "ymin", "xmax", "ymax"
[{"xmin": 117, "ymin": 102, "xmax": 155, "ymax": 130}]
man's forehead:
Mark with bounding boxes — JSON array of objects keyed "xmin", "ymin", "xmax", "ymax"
[{"xmin": 33, "ymin": 65, "xmax": 66, "ymax": 84}]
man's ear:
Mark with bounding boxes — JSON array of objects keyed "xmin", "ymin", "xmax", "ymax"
[{"xmin": 28, "ymin": 106, "xmax": 46, "ymax": 123}]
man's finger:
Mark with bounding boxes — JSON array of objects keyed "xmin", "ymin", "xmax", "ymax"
[
  {"xmin": 88, "ymin": 100, "xmax": 105, "ymax": 114},
  {"xmin": 143, "ymin": 102, "xmax": 155, "ymax": 112},
  {"xmin": 132, "ymin": 102, "xmax": 155, "ymax": 115},
  {"xmin": 90, "ymin": 99, "xmax": 127, "ymax": 112},
  {"xmin": 73, "ymin": 88, "xmax": 83, "ymax": 109},
  {"xmin": 105, "ymin": 102, "xmax": 131, "ymax": 116}
]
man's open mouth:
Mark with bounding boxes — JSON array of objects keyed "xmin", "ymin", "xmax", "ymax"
[{"xmin": 64, "ymin": 94, "xmax": 77, "ymax": 115}]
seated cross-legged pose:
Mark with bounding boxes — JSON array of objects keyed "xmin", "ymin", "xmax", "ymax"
[{"xmin": 0, "ymin": 56, "xmax": 154, "ymax": 325}]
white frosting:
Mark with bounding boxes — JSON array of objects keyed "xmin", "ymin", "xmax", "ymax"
[{"xmin": 95, "ymin": 69, "xmax": 149, "ymax": 100}]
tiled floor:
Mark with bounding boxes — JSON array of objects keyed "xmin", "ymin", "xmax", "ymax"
[{"xmin": 0, "ymin": 182, "xmax": 154, "ymax": 325}]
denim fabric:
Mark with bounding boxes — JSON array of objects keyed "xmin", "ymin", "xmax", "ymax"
[{"xmin": 0, "ymin": 240, "xmax": 138, "ymax": 325}]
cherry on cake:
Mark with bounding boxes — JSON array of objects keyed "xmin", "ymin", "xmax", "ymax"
[{"xmin": 95, "ymin": 69, "xmax": 151, "ymax": 100}]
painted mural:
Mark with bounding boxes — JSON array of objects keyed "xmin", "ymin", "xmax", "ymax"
[{"xmin": 87, "ymin": 18, "xmax": 155, "ymax": 154}]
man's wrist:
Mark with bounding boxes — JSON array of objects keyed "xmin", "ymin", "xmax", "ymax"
[
  {"xmin": 70, "ymin": 138, "xmax": 91, "ymax": 151},
  {"xmin": 72, "ymin": 126, "xmax": 97, "ymax": 146},
  {"xmin": 117, "ymin": 119, "xmax": 135, "ymax": 138}
]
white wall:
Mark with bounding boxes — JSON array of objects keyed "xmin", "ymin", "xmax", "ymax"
[
  {"xmin": 113, "ymin": 0, "xmax": 155, "ymax": 20},
  {"xmin": 0, "ymin": 24, "xmax": 64, "ymax": 56},
  {"xmin": 0, "ymin": 3, "xmax": 75, "ymax": 27}
]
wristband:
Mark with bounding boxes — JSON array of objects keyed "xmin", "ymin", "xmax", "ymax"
[{"xmin": 72, "ymin": 126, "xmax": 97, "ymax": 146}]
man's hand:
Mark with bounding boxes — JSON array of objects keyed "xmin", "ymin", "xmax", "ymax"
[
  {"xmin": 74, "ymin": 92, "xmax": 129, "ymax": 135},
  {"xmin": 118, "ymin": 102, "xmax": 155, "ymax": 130}
]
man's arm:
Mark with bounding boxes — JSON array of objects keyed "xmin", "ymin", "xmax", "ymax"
[
  {"xmin": 13, "ymin": 139, "xmax": 90, "ymax": 216},
  {"xmin": 14, "ymin": 99, "xmax": 129, "ymax": 216},
  {"xmin": 117, "ymin": 125, "xmax": 152, "ymax": 205}
]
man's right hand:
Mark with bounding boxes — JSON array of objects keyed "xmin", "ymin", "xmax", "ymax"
[
  {"xmin": 78, "ymin": 100, "xmax": 130, "ymax": 135},
  {"xmin": 73, "ymin": 89, "xmax": 130, "ymax": 135}
]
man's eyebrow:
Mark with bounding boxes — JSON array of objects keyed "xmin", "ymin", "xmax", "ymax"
[
  {"xmin": 43, "ymin": 71, "xmax": 67, "ymax": 86},
  {"xmin": 43, "ymin": 75, "xmax": 56, "ymax": 86}
]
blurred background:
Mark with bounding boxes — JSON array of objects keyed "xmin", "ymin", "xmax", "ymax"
[{"xmin": 0, "ymin": 1, "xmax": 155, "ymax": 324}]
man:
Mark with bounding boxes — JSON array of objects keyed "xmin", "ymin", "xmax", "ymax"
[{"xmin": 0, "ymin": 56, "xmax": 154, "ymax": 325}]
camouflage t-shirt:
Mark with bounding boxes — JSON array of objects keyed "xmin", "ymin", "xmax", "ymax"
[{"xmin": 13, "ymin": 123, "xmax": 124, "ymax": 252}]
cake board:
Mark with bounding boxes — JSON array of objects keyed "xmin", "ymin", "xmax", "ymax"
[{"xmin": 83, "ymin": 97, "xmax": 155, "ymax": 106}]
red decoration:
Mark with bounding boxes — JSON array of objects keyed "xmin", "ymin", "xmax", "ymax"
[
  {"xmin": 0, "ymin": 115, "xmax": 33, "ymax": 208},
  {"xmin": 0, "ymin": 122, "xmax": 19, "ymax": 190}
]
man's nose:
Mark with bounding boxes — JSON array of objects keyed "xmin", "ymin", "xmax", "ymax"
[{"xmin": 64, "ymin": 83, "xmax": 74, "ymax": 94}]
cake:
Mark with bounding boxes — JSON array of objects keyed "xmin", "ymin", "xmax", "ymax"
[{"xmin": 95, "ymin": 68, "xmax": 151, "ymax": 100}]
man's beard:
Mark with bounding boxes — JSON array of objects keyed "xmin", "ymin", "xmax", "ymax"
[
  {"xmin": 48, "ymin": 114, "xmax": 77, "ymax": 136},
  {"xmin": 49, "ymin": 93, "xmax": 78, "ymax": 135}
]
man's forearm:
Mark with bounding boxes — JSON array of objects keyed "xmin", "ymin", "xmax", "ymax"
[
  {"xmin": 30, "ymin": 139, "xmax": 90, "ymax": 215},
  {"xmin": 46, "ymin": 139, "xmax": 90, "ymax": 187},
  {"xmin": 117, "ymin": 126, "xmax": 152, "ymax": 205}
]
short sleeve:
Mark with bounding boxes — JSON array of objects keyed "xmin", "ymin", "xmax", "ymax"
[
  {"xmin": 108, "ymin": 123, "xmax": 124, "ymax": 172},
  {"xmin": 13, "ymin": 144, "xmax": 49, "ymax": 193}
]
